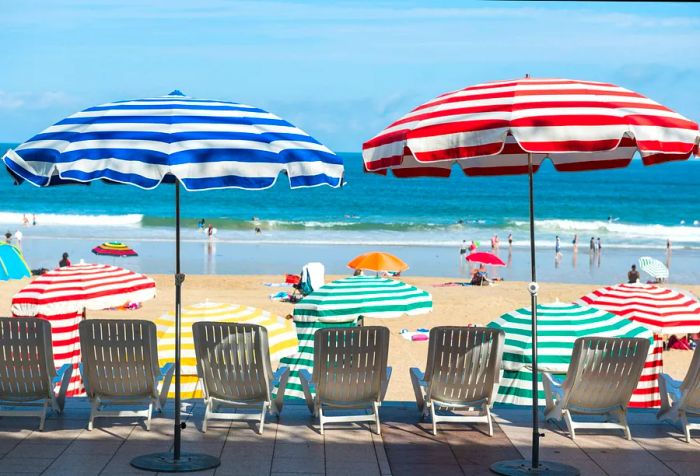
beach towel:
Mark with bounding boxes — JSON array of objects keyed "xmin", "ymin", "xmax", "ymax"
[{"xmin": 433, "ymin": 282, "xmax": 472, "ymax": 287}]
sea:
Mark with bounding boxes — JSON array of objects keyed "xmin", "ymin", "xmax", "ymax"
[{"xmin": 1, "ymin": 143, "xmax": 699, "ymax": 284}]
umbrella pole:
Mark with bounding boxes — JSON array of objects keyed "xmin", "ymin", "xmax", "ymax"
[
  {"xmin": 131, "ymin": 182, "xmax": 220, "ymax": 472},
  {"xmin": 491, "ymin": 154, "xmax": 579, "ymax": 475}
]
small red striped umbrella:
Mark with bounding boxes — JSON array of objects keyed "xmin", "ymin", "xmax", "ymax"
[
  {"xmin": 466, "ymin": 251, "xmax": 505, "ymax": 266},
  {"xmin": 579, "ymin": 283, "xmax": 700, "ymax": 335},
  {"xmin": 92, "ymin": 242, "xmax": 138, "ymax": 257},
  {"xmin": 363, "ymin": 77, "xmax": 699, "ymax": 474},
  {"xmin": 11, "ymin": 263, "xmax": 156, "ymax": 396}
]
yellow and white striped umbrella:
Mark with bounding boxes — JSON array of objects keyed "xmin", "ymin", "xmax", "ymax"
[{"xmin": 156, "ymin": 301, "xmax": 299, "ymax": 398}]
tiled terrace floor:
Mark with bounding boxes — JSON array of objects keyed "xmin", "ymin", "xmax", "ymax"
[{"xmin": 0, "ymin": 400, "xmax": 697, "ymax": 476}]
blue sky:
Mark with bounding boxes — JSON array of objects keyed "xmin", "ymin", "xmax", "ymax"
[{"xmin": 1, "ymin": 0, "xmax": 699, "ymax": 151}]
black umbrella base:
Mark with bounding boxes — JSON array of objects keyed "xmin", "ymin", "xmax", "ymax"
[
  {"xmin": 131, "ymin": 452, "xmax": 221, "ymax": 473},
  {"xmin": 491, "ymin": 459, "xmax": 580, "ymax": 476}
]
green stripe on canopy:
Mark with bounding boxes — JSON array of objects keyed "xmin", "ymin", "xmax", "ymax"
[
  {"xmin": 293, "ymin": 275, "xmax": 433, "ymax": 323},
  {"xmin": 487, "ymin": 302, "xmax": 653, "ymax": 406}
]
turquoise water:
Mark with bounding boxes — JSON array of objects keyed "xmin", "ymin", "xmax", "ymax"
[{"xmin": 1, "ymin": 143, "xmax": 698, "ymax": 249}]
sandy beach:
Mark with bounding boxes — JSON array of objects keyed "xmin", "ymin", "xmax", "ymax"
[{"xmin": 1, "ymin": 273, "xmax": 694, "ymax": 402}]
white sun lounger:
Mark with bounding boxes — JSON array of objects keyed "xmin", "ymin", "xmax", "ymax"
[
  {"xmin": 79, "ymin": 319, "xmax": 174, "ymax": 431},
  {"xmin": 299, "ymin": 326, "xmax": 391, "ymax": 435},
  {"xmin": 410, "ymin": 326, "xmax": 504, "ymax": 435},
  {"xmin": 543, "ymin": 336, "xmax": 650, "ymax": 440},
  {"xmin": 192, "ymin": 321, "xmax": 290, "ymax": 434},
  {"xmin": 657, "ymin": 345, "xmax": 700, "ymax": 442},
  {"xmin": 0, "ymin": 317, "xmax": 73, "ymax": 431}
]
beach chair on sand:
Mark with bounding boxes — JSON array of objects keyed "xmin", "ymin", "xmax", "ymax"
[
  {"xmin": 543, "ymin": 336, "xmax": 650, "ymax": 440},
  {"xmin": 192, "ymin": 322, "xmax": 290, "ymax": 434},
  {"xmin": 410, "ymin": 326, "xmax": 504, "ymax": 436},
  {"xmin": 299, "ymin": 326, "xmax": 391, "ymax": 435},
  {"xmin": 79, "ymin": 319, "xmax": 174, "ymax": 431},
  {"xmin": 0, "ymin": 317, "xmax": 73, "ymax": 431},
  {"xmin": 657, "ymin": 345, "xmax": 700, "ymax": 442}
]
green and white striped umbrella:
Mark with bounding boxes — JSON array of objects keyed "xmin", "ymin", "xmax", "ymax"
[
  {"xmin": 292, "ymin": 275, "xmax": 433, "ymax": 322},
  {"xmin": 487, "ymin": 302, "xmax": 653, "ymax": 405},
  {"xmin": 280, "ymin": 275, "xmax": 432, "ymax": 400}
]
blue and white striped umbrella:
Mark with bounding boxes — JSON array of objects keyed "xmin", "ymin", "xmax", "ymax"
[{"xmin": 2, "ymin": 90, "xmax": 343, "ymax": 190}]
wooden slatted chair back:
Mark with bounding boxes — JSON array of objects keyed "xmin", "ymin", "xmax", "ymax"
[
  {"xmin": 313, "ymin": 326, "xmax": 389, "ymax": 405},
  {"xmin": 79, "ymin": 319, "xmax": 159, "ymax": 398},
  {"xmin": 0, "ymin": 317, "xmax": 55, "ymax": 401},
  {"xmin": 192, "ymin": 322, "xmax": 272, "ymax": 403},
  {"xmin": 425, "ymin": 326, "xmax": 504, "ymax": 405},
  {"xmin": 566, "ymin": 336, "xmax": 650, "ymax": 412}
]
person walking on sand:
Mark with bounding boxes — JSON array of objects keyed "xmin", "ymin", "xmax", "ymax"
[
  {"xmin": 597, "ymin": 237, "xmax": 602, "ymax": 252},
  {"xmin": 589, "ymin": 237, "xmax": 595, "ymax": 253},
  {"xmin": 22, "ymin": 214, "xmax": 29, "ymax": 226},
  {"xmin": 508, "ymin": 233, "xmax": 513, "ymax": 248},
  {"xmin": 207, "ymin": 224, "xmax": 214, "ymax": 239},
  {"xmin": 459, "ymin": 240, "xmax": 467, "ymax": 262},
  {"xmin": 32, "ymin": 214, "xmax": 36, "ymax": 226},
  {"xmin": 572, "ymin": 234, "xmax": 578, "ymax": 252},
  {"xmin": 469, "ymin": 240, "xmax": 477, "ymax": 254},
  {"xmin": 4, "ymin": 231, "xmax": 12, "ymax": 244},
  {"xmin": 555, "ymin": 235, "xmax": 561, "ymax": 255}
]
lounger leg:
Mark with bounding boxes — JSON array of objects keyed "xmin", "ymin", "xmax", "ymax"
[
  {"xmin": 681, "ymin": 411, "xmax": 690, "ymax": 443},
  {"xmin": 146, "ymin": 402, "xmax": 153, "ymax": 431},
  {"xmin": 373, "ymin": 401, "xmax": 381, "ymax": 436},
  {"xmin": 563, "ymin": 410, "xmax": 575, "ymax": 441},
  {"xmin": 39, "ymin": 400, "xmax": 49, "ymax": 431},
  {"xmin": 485, "ymin": 404, "xmax": 493, "ymax": 437},
  {"xmin": 319, "ymin": 406, "xmax": 324, "ymax": 435},
  {"xmin": 617, "ymin": 410, "xmax": 631, "ymax": 440},
  {"xmin": 259, "ymin": 401, "xmax": 269, "ymax": 435},
  {"xmin": 429, "ymin": 403, "xmax": 438, "ymax": 436},
  {"xmin": 88, "ymin": 399, "xmax": 99, "ymax": 431},
  {"xmin": 202, "ymin": 399, "xmax": 211, "ymax": 433}
]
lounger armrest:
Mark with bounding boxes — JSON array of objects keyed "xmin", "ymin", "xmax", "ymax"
[
  {"xmin": 52, "ymin": 364, "xmax": 73, "ymax": 385},
  {"xmin": 158, "ymin": 363, "xmax": 175, "ymax": 381},
  {"xmin": 272, "ymin": 366, "xmax": 290, "ymax": 386},
  {"xmin": 53, "ymin": 363, "xmax": 74, "ymax": 412},
  {"xmin": 272, "ymin": 367, "xmax": 291, "ymax": 414},
  {"xmin": 659, "ymin": 373, "xmax": 682, "ymax": 401},
  {"xmin": 157, "ymin": 362, "xmax": 175, "ymax": 410},
  {"xmin": 542, "ymin": 372, "xmax": 564, "ymax": 398},
  {"xmin": 409, "ymin": 368, "xmax": 426, "ymax": 385},
  {"xmin": 298, "ymin": 369, "xmax": 315, "ymax": 414},
  {"xmin": 409, "ymin": 367, "xmax": 427, "ymax": 413},
  {"xmin": 380, "ymin": 367, "xmax": 392, "ymax": 402}
]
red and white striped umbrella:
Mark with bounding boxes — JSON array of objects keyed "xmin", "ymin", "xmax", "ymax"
[
  {"xmin": 11, "ymin": 263, "xmax": 157, "ymax": 396},
  {"xmin": 363, "ymin": 77, "xmax": 699, "ymax": 176},
  {"xmin": 578, "ymin": 283, "xmax": 700, "ymax": 335}
]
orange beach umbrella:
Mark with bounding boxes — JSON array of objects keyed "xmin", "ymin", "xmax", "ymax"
[{"xmin": 347, "ymin": 251, "xmax": 409, "ymax": 273}]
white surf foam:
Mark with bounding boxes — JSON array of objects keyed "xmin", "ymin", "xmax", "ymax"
[{"xmin": 0, "ymin": 212, "xmax": 143, "ymax": 227}]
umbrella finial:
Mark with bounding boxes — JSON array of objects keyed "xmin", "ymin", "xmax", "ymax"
[{"xmin": 168, "ymin": 90, "xmax": 186, "ymax": 97}]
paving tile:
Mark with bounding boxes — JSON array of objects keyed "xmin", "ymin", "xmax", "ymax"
[
  {"xmin": 4, "ymin": 441, "xmax": 68, "ymax": 459},
  {"xmin": 389, "ymin": 463, "xmax": 463, "ymax": 476},
  {"xmin": 64, "ymin": 438, "xmax": 125, "ymax": 455},
  {"xmin": 326, "ymin": 460, "xmax": 381, "ymax": 476},
  {"xmin": 0, "ymin": 457, "xmax": 55, "ymax": 473},
  {"xmin": 43, "ymin": 452, "xmax": 112, "ymax": 475},
  {"xmin": 574, "ymin": 434, "xmax": 676, "ymax": 476},
  {"xmin": 271, "ymin": 455, "xmax": 325, "ymax": 474},
  {"xmin": 215, "ymin": 457, "xmax": 272, "ymax": 476}
]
